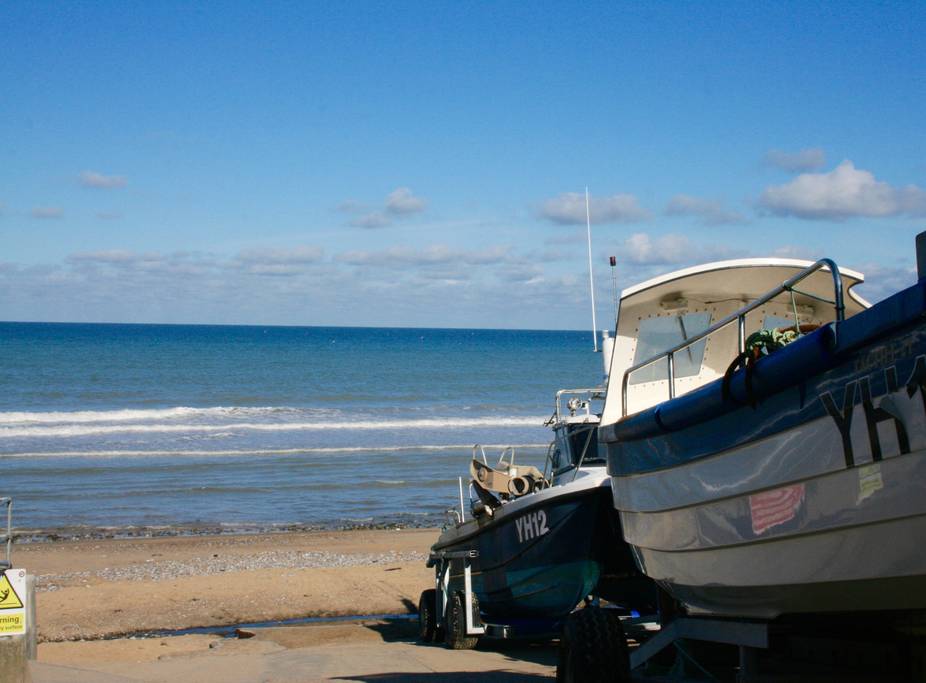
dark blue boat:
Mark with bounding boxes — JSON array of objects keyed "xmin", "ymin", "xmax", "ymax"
[{"xmin": 418, "ymin": 388, "xmax": 654, "ymax": 648}]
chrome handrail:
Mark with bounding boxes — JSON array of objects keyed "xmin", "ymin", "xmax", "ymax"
[{"xmin": 620, "ymin": 258, "xmax": 845, "ymax": 416}]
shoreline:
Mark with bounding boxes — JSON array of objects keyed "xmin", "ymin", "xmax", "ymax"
[
  {"xmin": 12, "ymin": 515, "xmax": 449, "ymax": 544},
  {"xmin": 14, "ymin": 527, "xmax": 438, "ymax": 642}
]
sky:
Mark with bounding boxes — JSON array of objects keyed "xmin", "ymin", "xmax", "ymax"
[{"xmin": 2, "ymin": 1, "xmax": 924, "ymax": 329}]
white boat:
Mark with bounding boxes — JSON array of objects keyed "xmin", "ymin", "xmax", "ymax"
[{"xmin": 595, "ymin": 252, "xmax": 926, "ymax": 619}]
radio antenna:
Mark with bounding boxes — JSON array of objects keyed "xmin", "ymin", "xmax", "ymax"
[{"xmin": 585, "ymin": 187, "xmax": 598, "ymax": 352}]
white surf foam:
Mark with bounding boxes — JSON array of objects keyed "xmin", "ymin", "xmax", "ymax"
[
  {"xmin": 0, "ymin": 444, "xmax": 548, "ymax": 458},
  {"xmin": 0, "ymin": 416, "xmax": 544, "ymax": 439},
  {"xmin": 0, "ymin": 406, "xmax": 309, "ymax": 425}
]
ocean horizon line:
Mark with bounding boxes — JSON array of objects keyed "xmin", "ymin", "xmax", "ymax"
[{"xmin": 0, "ymin": 319, "xmax": 593, "ymax": 334}]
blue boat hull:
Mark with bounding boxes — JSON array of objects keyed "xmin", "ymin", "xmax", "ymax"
[{"xmin": 604, "ymin": 279, "xmax": 926, "ymax": 618}]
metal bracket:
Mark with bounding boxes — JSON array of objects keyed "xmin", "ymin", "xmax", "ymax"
[
  {"xmin": 463, "ymin": 562, "xmax": 485, "ymax": 636},
  {"xmin": 629, "ymin": 617, "xmax": 770, "ymax": 671}
]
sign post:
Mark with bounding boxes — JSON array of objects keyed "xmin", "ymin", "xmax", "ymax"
[
  {"xmin": 0, "ymin": 568, "xmax": 26, "ymax": 636},
  {"xmin": 0, "ymin": 568, "xmax": 28, "ymax": 683}
]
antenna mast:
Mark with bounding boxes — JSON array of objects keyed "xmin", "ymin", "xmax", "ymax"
[
  {"xmin": 585, "ymin": 187, "xmax": 598, "ymax": 352},
  {"xmin": 609, "ymin": 255, "xmax": 619, "ymax": 322}
]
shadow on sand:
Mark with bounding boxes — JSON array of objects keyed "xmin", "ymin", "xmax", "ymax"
[
  {"xmin": 361, "ymin": 620, "xmax": 559, "ymax": 670},
  {"xmin": 332, "ymin": 673, "xmax": 552, "ymax": 683}
]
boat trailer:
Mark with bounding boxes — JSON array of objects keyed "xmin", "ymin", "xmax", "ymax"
[
  {"xmin": 557, "ymin": 603, "xmax": 926, "ymax": 682},
  {"xmin": 421, "ymin": 547, "xmax": 563, "ymax": 649}
]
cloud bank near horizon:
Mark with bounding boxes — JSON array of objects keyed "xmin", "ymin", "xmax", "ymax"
[{"xmin": 0, "ymin": 230, "xmax": 912, "ymax": 328}]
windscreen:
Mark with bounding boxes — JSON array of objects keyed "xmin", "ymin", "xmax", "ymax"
[{"xmin": 629, "ymin": 312, "xmax": 711, "ymax": 384}]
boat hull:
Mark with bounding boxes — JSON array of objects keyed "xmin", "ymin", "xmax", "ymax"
[
  {"xmin": 605, "ymin": 283, "xmax": 926, "ymax": 619},
  {"xmin": 433, "ymin": 483, "xmax": 628, "ymax": 621}
]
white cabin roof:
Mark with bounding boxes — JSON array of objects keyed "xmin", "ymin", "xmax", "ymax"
[
  {"xmin": 601, "ymin": 258, "xmax": 869, "ymax": 424},
  {"xmin": 619, "ymin": 258, "xmax": 869, "ymax": 313}
]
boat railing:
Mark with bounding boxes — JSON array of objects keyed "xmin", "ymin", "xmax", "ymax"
[
  {"xmin": 0, "ymin": 497, "xmax": 11, "ymax": 570},
  {"xmin": 620, "ymin": 258, "xmax": 845, "ymax": 417},
  {"xmin": 472, "ymin": 444, "xmax": 516, "ymax": 468},
  {"xmin": 551, "ymin": 387, "xmax": 606, "ymax": 425}
]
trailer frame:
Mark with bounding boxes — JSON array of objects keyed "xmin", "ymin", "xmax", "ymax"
[{"xmin": 426, "ymin": 547, "xmax": 564, "ymax": 646}]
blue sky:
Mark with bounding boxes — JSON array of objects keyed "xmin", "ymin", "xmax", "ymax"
[{"xmin": 2, "ymin": 1, "xmax": 924, "ymax": 329}]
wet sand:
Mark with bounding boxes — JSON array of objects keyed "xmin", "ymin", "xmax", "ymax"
[{"xmin": 33, "ymin": 620, "xmax": 557, "ymax": 682}]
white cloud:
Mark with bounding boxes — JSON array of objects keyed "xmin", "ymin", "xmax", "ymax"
[
  {"xmin": 237, "ymin": 246, "xmax": 324, "ymax": 265},
  {"xmin": 68, "ymin": 251, "xmax": 201, "ymax": 275},
  {"xmin": 614, "ymin": 232, "xmax": 745, "ymax": 268},
  {"xmin": 349, "ymin": 212, "xmax": 391, "ymax": 229},
  {"xmin": 70, "ymin": 249, "xmax": 138, "ymax": 264},
  {"xmin": 385, "ymin": 187, "xmax": 426, "ymax": 215},
  {"xmin": 759, "ymin": 160, "xmax": 926, "ymax": 220},
  {"xmin": 770, "ymin": 244, "xmax": 823, "ymax": 260},
  {"xmin": 665, "ymin": 195, "xmax": 746, "ymax": 226},
  {"xmin": 499, "ymin": 264, "xmax": 544, "ymax": 284},
  {"xmin": 336, "ymin": 244, "xmax": 510, "ymax": 268},
  {"xmin": 234, "ymin": 246, "xmax": 324, "ymax": 275},
  {"xmin": 621, "ymin": 233, "xmax": 694, "ymax": 265},
  {"xmin": 31, "ymin": 206, "xmax": 63, "ymax": 219},
  {"xmin": 79, "ymin": 170, "xmax": 127, "ymax": 189},
  {"xmin": 341, "ymin": 187, "xmax": 427, "ymax": 227},
  {"xmin": 68, "ymin": 247, "xmax": 324, "ymax": 277},
  {"xmin": 540, "ymin": 192, "xmax": 650, "ymax": 225},
  {"xmin": 764, "ymin": 148, "xmax": 826, "ymax": 173}
]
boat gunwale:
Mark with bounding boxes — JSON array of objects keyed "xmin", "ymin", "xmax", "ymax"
[{"xmin": 430, "ymin": 474, "xmax": 609, "ymax": 552}]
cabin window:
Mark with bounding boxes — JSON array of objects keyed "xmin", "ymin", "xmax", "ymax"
[
  {"xmin": 629, "ymin": 312, "xmax": 711, "ymax": 384},
  {"xmin": 567, "ymin": 426, "xmax": 603, "ymax": 466},
  {"xmin": 552, "ymin": 426, "xmax": 603, "ymax": 474}
]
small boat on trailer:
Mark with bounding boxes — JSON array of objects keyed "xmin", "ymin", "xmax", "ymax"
[
  {"xmin": 419, "ymin": 385, "xmax": 654, "ymax": 649},
  {"xmin": 557, "ymin": 233, "xmax": 926, "ymax": 680}
]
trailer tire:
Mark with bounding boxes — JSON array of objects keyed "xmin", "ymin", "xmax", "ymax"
[
  {"xmin": 556, "ymin": 607, "xmax": 630, "ymax": 683},
  {"xmin": 418, "ymin": 589, "xmax": 438, "ymax": 643},
  {"xmin": 444, "ymin": 591, "xmax": 479, "ymax": 650}
]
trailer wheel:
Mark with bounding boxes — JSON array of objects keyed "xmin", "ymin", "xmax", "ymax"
[
  {"xmin": 418, "ymin": 589, "xmax": 438, "ymax": 642},
  {"xmin": 444, "ymin": 591, "xmax": 479, "ymax": 650},
  {"xmin": 556, "ymin": 607, "xmax": 630, "ymax": 683}
]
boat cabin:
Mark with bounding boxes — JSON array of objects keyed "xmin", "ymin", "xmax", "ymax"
[
  {"xmin": 600, "ymin": 258, "xmax": 869, "ymax": 424},
  {"xmin": 547, "ymin": 388, "xmax": 607, "ymax": 482}
]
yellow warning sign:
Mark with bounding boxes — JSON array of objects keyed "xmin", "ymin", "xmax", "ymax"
[
  {"xmin": 0, "ymin": 573, "xmax": 23, "ymax": 610},
  {"xmin": 0, "ymin": 613, "xmax": 24, "ymax": 635}
]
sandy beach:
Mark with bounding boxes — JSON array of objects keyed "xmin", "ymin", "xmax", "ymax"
[
  {"xmin": 10, "ymin": 528, "xmax": 561, "ymax": 681},
  {"xmin": 22, "ymin": 529, "xmax": 865, "ymax": 682},
  {"xmin": 17, "ymin": 528, "xmax": 436, "ymax": 642}
]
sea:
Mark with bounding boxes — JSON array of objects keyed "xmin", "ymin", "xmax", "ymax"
[{"xmin": 0, "ymin": 322, "xmax": 602, "ymax": 539}]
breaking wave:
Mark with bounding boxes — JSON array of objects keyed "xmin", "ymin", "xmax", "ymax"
[
  {"xmin": 1, "ymin": 444, "xmax": 547, "ymax": 458},
  {"xmin": 0, "ymin": 415, "xmax": 543, "ymax": 439}
]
